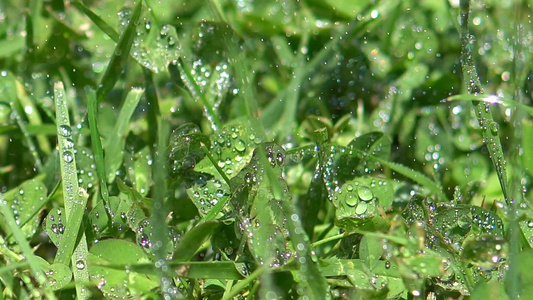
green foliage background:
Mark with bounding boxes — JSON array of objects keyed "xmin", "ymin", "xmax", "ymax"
[{"xmin": 0, "ymin": 0, "xmax": 531, "ymax": 299}]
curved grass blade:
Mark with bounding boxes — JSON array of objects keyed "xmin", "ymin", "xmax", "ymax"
[
  {"xmin": 103, "ymin": 87, "xmax": 144, "ymax": 183},
  {"xmin": 459, "ymin": 0, "xmax": 509, "ymax": 203},
  {"xmin": 71, "ymin": 0, "xmax": 120, "ymax": 42},
  {"xmin": 53, "ymin": 82, "xmax": 91, "ymax": 299},
  {"xmin": 87, "ymin": 88, "xmax": 109, "ymax": 206},
  {"xmin": 447, "ymin": 94, "xmax": 533, "ymax": 116},
  {"xmin": 176, "ymin": 57, "xmax": 221, "ymax": 130},
  {"xmin": 173, "ymin": 220, "xmax": 220, "ymax": 262},
  {"xmin": 96, "ymin": 0, "xmax": 142, "ymax": 102},
  {"xmin": 351, "ymin": 148, "xmax": 449, "ymax": 202}
]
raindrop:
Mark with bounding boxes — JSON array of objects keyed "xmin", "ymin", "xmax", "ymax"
[
  {"xmin": 63, "ymin": 151, "xmax": 74, "ymax": 163},
  {"xmin": 357, "ymin": 186, "xmax": 374, "ymax": 201},
  {"xmin": 345, "ymin": 195, "xmax": 358, "ymax": 207},
  {"xmin": 235, "ymin": 139, "xmax": 246, "ymax": 152},
  {"xmin": 75, "ymin": 260, "xmax": 85, "ymax": 270},
  {"xmin": 58, "ymin": 125, "xmax": 72, "ymax": 137},
  {"xmin": 355, "ymin": 202, "xmax": 368, "ymax": 215}
]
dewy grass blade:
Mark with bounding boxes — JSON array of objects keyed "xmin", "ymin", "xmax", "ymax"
[
  {"xmin": 459, "ymin": 0, "xmax": 509, "ymax": 203},
  {"xmin": 103, "ymin": 87, "xmax": 144, "ymax": 182},
  {"xmin": 53, "ymin": 82, "xmax": 91, "ymax": 299},
  {"xmin": 0, "ymin": 193, "xmax": 56, "ymax": 299},
  {"xmin": 71, "ymin": 0, "xmax": 120, "ymax": 42},
  {"xmin": 176, "ymin": 57, "xmax": 221, "ymax": 130},
  {"xmin": 151, "ymin": 117, "xmax": 173, "ymax": 297},
  {"xmin": 87, "ymin": 88, "xmax": 109, "ymax": 203},
  {"xmin": 352, "ymin": 148, "xmax": 449, "ymax": 201},
  {"xmin": 208, "ymin": 2, "xmax": 266, "ymax": 139},
  {"xmin": 96, "ymin": 0, "xmax": 142, "ymax": 102},
  {"xmin": 447, "ymin": 94, "xmax": 533, "ymax": 116},
  {"xmin": 9, "ymin": 103, "xmax": 43, "ymax": 171}
]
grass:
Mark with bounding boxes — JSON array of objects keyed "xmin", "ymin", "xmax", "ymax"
[{"xmin": 0, "ymin": 0, "xmax": 532, "ymax": 299}]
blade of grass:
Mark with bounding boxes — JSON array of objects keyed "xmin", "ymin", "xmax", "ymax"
[
  {"xmin": 352, "ymin": 148, "xmax": 449, "ymax": 202},
  {"xmin": 222, "ymin": 266, "xmax": 266, "ymax": 300},
  {"xmin": 103, "ymin": 87, "xmax": 144, "ymax": 183},
  {"xmin": 86, "ymin": 88, "xmax": 109, "ymax": 205},
  {"xmin": 208, "ymin": 2, "xmax": 266, "ymax": 139},
  {"xmin": 9, "ymin": 103, "xmax": 43, "ymax": 171},
  {"xmin": 459, "ymin": 0, "xmax": 509, "ymax": 203},
  {"xmin": 176, "ymin": 57, "xmax": 221, "ymax": 130},
  {"xmin": 71, "ymin": 0, "xmax": 120, "ymax": 42},
  {"xmin": 53, "ymin": 82, "xmax": 91, "ymax": 299},
  {"xmin": 0, "ymin": 194, "xmax": 56, "ymax": 299},
  {"xmin": 447, "ymin": 94, "xmax": 533, "ymax": 116},
  {"xmin": 151, "ymin": 117, "xmax": 173, "ymax": 297},
  {"xmin": 173, "ymin": 220, "xmax": 220, "ymax": 261},
  {"xmin": 95, "ymin": 261, "xmax": 245, "ymax": 279},
  {"xmin": 96, "ymin": 0, "xmax": 142, "ymax": 102}
]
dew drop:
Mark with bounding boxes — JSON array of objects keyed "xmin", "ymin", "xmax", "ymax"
[
  {"xmin": 63, "ymin": 151, "xmax": 74, "ymax": 163},
  {"xmin": 75, "ymin": 260, "xmax": 85, "ymax": 270},
  {"xmin": 235, "ymin": 139, "xmax": 246, "ymax": 152},
  {"xmin": 58, "ymin": 125, "xmax": 72, "ymax": 137},
  {"xmin": 355, "ymin": 202, "xmax": 368, "ymax": 215},
  {"xmin": 357, "ymin": 186, "xmax": 374, "ymax": 201},
  {"xmin": 345, "ymin": 195, "xmax": 358, "ymax": 207}
]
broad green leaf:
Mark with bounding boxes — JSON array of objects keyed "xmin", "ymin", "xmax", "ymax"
[
  {"xmin": 75, "ymin": 147, "xmax": 98, "ymax": 191},
  {"xmin": 118, "ymin": 6, "xmax": 180, "ymax": 73},
  {"xmin": 44, "ymin": 207, "xmax": 66, "ymax": 247},
  {"xmin": 1, "ymin": 179, "xmax": 47, "ymax": 239},
  {"xmin": 87, "ymin": 196, "xmax": 131, "ymax": 238},
  {"xmin": 403, "ymin": 253, "xmax": 444, "ymax": 277},
  {"xmin": 460, "ymin": 234, "xmax": 505, "ymax": 269},
  {"xmin": 185, "ymin": 119, "xmax": 261, "ymax": 219},
  {"xmin": 34, "ymin": 257, "xmax": 72, "ymax": 291},
  {"xmin": 89, "ymin": 239, "xmax": 158, "ymax": 297},
  {"xmin": 168, "ymin": 123, "xmax": 210, "ymax": 178},
  {"xmin": 333, "ymin": 176, "xmax": 393, "ymax": 231},
  {"xmin": 472, "ymin": 279, "xmax": 509, "ymax": 300},
  {"xmin": 451, "ymin": 153, "xmax": 489, "ymax": 185},
  {"xmin": 359, "ymin": 235, "xmax": 383, "ymax": 270},
  {"xmin": 134, "ymin": 218, "xmax": 180, "ymax": 259},
  {"xmin": 339, "ymin": 132, "xmax": 391, "ymax": 179}
]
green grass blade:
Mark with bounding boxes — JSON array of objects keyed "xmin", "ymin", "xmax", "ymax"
[
  {"xmin": 71, "ymin": 0, "xmax": 120, "ymax": 42},
  {"xmin": 0, "ymin": 35, "xmax": 24, "ymax": 58},
  {"xmin": 86, "ymin": 88, "xmax": 109, "ymax": 203},
  {"xmin": 151, "ymin": 117, "xmax": 173, "ymax": 297},
  {"xmin": 208, "ymin": 2, "xmax": 266, "ymax": 139},
  {"xmin": 103, "ymin": 87, "xmax": 143, "ymax": 182},
  {"xmin": 9, "ymin": 103, "xmax": 43, "ymax": 171},
  {"xmin": 177, "ymin": 57, "xmax": 221, "ymax": 130},
  {"xmin": 222, "ymin": 266, "xmax": 266, "ymax": 300},
  {"xmin": 96, "ymin": 0, "xmax": 142, "ymax": 102},
  {"xmin": 53, "ymin": 82, "xmax": 91, "ymax": 299},
  {"xmin": 459, "ymin": 0, "xmax": 509, "ymax": 203},
  {"xmin": 173, "ymin": 220, "xmax": 220, "ymax": 261},
  {"xmin": 352, "ymin": 148, "xmax": 449, "ymax": 201},
  {"xmin": 447, "ymin": 94, "xmax": 533, "ymax": 116},
  {"xmin": 0, "ymin": 193, "xmax": 55, "ymax": 299}
]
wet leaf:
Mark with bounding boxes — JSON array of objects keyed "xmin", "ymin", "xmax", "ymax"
[
  {"xmin": 88, "ymin": 239, "xmax": 158, "ymax": 297},
  {"xmin": 339, "ymin": 132, "xmax": 391, "ymax": 179},
  {"xmin": 44, "ymin": 207, "xmax": 66, "ymax": 247},
  {"xmin": 1, "ymin": 179, "xmax": 47, "ymax": 239},
  {"xmin": 333, "ymin": 176, "xmax": 393, "ymax": 231}
]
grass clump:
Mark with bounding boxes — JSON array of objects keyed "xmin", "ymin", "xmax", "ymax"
[{"xmin": 0, "ymin": 0, "xmax": 532, "ymax": 299}]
